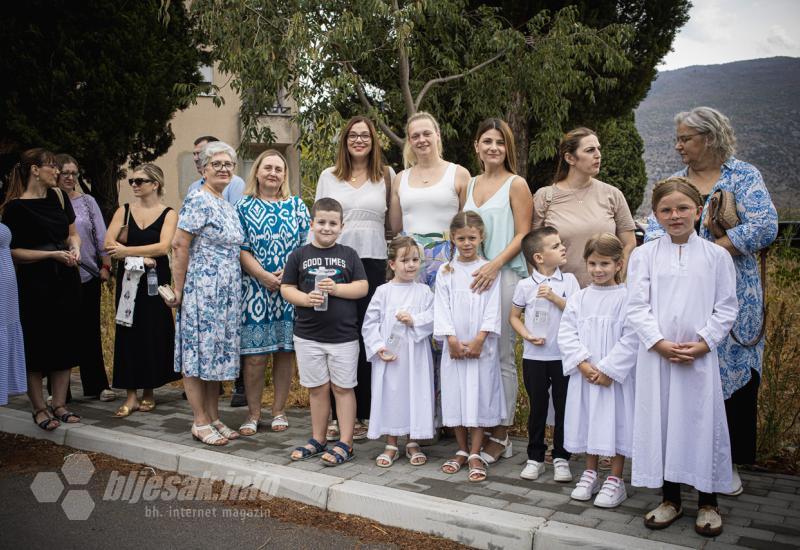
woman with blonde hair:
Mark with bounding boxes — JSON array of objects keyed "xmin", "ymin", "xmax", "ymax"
[
  {"xmin": 315, "ymin": 116, "xmax": 393, "ymax": 440},
  {"xmin": 237, "ymin": 149, "xmax": 310, "ymax": 436},
  {"xmin": 105, "ymin": 163, "xmax": 180, "ymax": 417}
]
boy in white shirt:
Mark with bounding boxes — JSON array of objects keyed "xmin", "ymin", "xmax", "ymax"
[{"xmin": 510, "ymin": 227, "xmax": 580, "ymax": 481}]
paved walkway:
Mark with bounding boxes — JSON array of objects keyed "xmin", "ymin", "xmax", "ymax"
[{"xmin": 5, "ymin": 375, "xmax": 800, "ymax": 549}]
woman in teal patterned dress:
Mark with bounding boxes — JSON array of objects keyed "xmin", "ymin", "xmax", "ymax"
[{"xmin": 236, "ymin": 149, "xmax": 310, "ymax": 436}]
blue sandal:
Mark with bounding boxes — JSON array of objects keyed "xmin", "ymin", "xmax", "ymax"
[
  {"xmin": 321, "ymin": 441, "xmax": 354, "ymax": 466},
  {"xmin": 291, "ymin": 438, "xmax": 328, "ymax": 461},
  {"xmin": 50, "ymin": 406, "xmax": 81, "ymax": 423}
]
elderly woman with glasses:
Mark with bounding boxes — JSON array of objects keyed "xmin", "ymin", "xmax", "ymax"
[
  {"xmin": 105, "ymin": 163, "xmax": 180, "ymax": 418},
  {"xmin": 644, "ymin": 107, "xmax": 777, "ymax": 524},
  {"xmin": 166, "ymin": 141, "xmax": 245, "ymax": 446},
  {"xmin": 54, "ymin": 154, "xmax": 115, "ymax": 403}
]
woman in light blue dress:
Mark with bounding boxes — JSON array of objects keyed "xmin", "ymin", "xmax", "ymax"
[
  {"xmin": 237, "ymin": 149, "xmax": 310, "ymax": 436},
  {"xmin": 168, "ymin": 141, "xmax": 244, "ymax": 446},
  {"xmin": 646, "ymin": 107, "xmax": 778, "ymax": 497},
  {"xmin": 0, "ymin": 222, "xmax": 26, "ymax": 405}
]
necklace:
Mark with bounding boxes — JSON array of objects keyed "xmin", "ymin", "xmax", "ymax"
[{"xmin": 563, "ymin": 180, "xmax": 592, "ymax": 204}]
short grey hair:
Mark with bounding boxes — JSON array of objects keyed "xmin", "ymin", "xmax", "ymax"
[
  {"xmin": 199, "ymin": 141, "xmax": 237, "ymax": 168},
  {"xmin": 674, "ymin": 106, "xmax": 737, "ymax": 161}
]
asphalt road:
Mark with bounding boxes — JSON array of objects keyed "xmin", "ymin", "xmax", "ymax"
[{"xmin": 0, "ymin": 466, "xmax": 395, "ymax": 550}]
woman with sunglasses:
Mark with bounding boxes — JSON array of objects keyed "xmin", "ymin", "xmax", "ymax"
[
  {"xmin": 0, "ymin": 148, "xmax": 81, "ymax": 430},
  {"xmin": 105, "ymin": 163, "xmax": 180, "ymax": 417},
  {"xmin": 54, "ymin": 154, "xmax": 115, "ymax": 403}
]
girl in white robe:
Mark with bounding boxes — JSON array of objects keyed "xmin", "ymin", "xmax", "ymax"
[
  {"xmin": 559, "ymin": 233, "xmax": 637, "ymax": 508},
  {"xmin": 434, "ymin": 212, "xmax": 504, "ymax": 482},
  {"xmin": 363, "ymin": 236, "xmax": 435, "ymax": 467},
  {"xmin": 628, "ymin": 177, "xmax": 738, "ymax": 537}
]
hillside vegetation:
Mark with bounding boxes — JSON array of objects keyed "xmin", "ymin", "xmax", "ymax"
[{"xmin": 634, "ymin": 56, "xmax": 800, "ymax": 217}]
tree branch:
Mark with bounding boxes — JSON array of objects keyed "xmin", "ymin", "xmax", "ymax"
[
  {"xmin": 413, "ymin": 49, "xmax": 507, "ymax": 111},
  {"xmin": 344, "ymin": 62, "xmax": 404, "ymax": 147},
  {"xmin": 393, "ymin": 0, "xmax": 415, "ymax": 116}
]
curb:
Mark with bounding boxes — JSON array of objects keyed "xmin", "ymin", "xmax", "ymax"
[{"xmin": 2, "ymin": 408, "xmax": 691, "ymax": 549}]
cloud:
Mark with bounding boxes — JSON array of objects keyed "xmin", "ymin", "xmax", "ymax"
[{"xmin": 764, "ymin": 25, "xmax": 799, "ymax": 51}]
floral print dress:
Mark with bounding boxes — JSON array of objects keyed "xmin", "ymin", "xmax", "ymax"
[{"xmin": 174, "ymin": 190, "xmax": 244, "ymax": 381}]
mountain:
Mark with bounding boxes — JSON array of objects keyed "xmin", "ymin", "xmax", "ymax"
[{"xmin": 633, "ymin": 56, "xmax": 800, "ymax": 218}]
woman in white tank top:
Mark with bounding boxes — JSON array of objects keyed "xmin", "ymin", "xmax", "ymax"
[{"xmin": 389, "ymin": 112, "xmax": 470, "ymax": 289}]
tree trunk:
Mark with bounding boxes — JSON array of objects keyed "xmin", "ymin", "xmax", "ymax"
[
  {"xmin": 506, "ymin": 90, "xmax": 529, "ymax": 187},
  {"xmin": 87, "ymin": 161, "xmax": 120, "ymax": 224}
]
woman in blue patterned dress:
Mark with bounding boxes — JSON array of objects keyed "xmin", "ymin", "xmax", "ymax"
[
  {"xmin": 167, "ymin": 141, "xmax": 245, "ymax": 446},
  {"xmin": 236, "ymin": 149, "xmax": 310, "ymax": 436},
  {"xmin": 646, "ymin": 107, "xmax": 778, "ymax": 496}
]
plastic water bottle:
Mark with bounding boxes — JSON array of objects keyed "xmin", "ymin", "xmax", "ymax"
[
  {"xmin": 146, "ymin": 267, "xmax": 158, "ymax": 296},
  {"xmin": 529, "ymin": 298, "xmax": 549, "ymax": 339},
  {"xmin": 314, "ymin": 268, "xmax": 330, "ymax": 312},
  {"xmin": 384, "ymin": 321, "xmax": 406, "ymax": 357}
]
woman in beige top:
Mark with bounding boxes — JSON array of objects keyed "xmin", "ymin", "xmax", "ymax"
[{"xmin": 532, "ymin": 127, "xmax": 636, "ymax": 287}]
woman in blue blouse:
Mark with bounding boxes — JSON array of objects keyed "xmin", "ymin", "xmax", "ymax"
[
  {"xmin": 236, "ymin": 149, "xmax": 310, "ymax": 436},
  {"xmin": 646, "ymin": 106, "xmax": 778, "ymax": 497}
]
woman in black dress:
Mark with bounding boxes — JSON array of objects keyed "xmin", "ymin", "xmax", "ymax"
[
  {"xmin": 105, "ymin": 163, "xmax": 180, "ymax": 417},
  {"xmin": 1, "ymin": 148, "xmax": 82, "ymax": 430}
]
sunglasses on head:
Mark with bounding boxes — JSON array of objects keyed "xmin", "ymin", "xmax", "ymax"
[{"xmin": 128, "ymin": 178, "xmax": 154, "ymax": 186}]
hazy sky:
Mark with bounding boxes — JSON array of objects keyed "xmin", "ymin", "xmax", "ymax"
[{"xmin": 660, "ymin": 0, "xmax": 800, "ymax": 71}]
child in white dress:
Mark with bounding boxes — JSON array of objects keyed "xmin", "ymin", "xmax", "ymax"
[
  {"xmin": 363, "ymin": 236, "xmax": 435, "ymax": 467},
  {"xmin": 558, "ymin": 233, "xmax": 637, "ymax": 508},
  {"xmin": 629, "ymin": 178, "xmax": 738, "ymax": 537},
  {"xmin": 434, "ymin": 211, "xmax": 504, "ymax": 482}
]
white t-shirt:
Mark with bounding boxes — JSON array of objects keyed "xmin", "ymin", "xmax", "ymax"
[
  {"xmin": 512, "ymin": 267, "xmax": 580, "ymax": 361},
  {"xmin": 314, "ymin": 167, "xmax": 394, "ymax": 259}
]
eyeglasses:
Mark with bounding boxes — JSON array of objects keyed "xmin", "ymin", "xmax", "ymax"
[
  {"xmin": 209, "ymin": 161, "xmax": 236, "ymax": 171},
  {"xmin": 347, "ymin": 133, "xmax": 372, "ymax": 143},
  {"xmin": 675, "ymin": 133, "xmax": 705, "ymax": 144},
  {"xmin": 128, "ymin": 178, "xmax": 154, "ymax": 186},
  {"xmin": 60, "ymin": 171, "xmax": 79, "ymax": 178}
]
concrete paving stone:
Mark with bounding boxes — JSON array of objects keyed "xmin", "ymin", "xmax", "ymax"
[
  {"xmin": 750, "ymin": 522, "xmax": 800, "ymax": 537},
  {"xmin": 350, "ymin": 474, "xmax": 390, "ymax": 486},
  {"xmin": 758, "ymin": 503, "xmax": 800, "ymax": 518},
  {"xmin": 773, "ymin": 533, "xmax": 800, "ymax": 546},
  {"xmin": 328, "ymin": 480, "xmax": 544, "ymax": 550},
  {"xmin": 485, "ymin": 480, "xmax": 532, "ymax": 496},
  {"xmin": 770, "ymin": 491, "xmax": 800, "ymax": 503},
  {"xmin": 707, "ymin": 530, "xmax": 743, "ymax": 544},
  {"xmin": 388, "ymin": 481, "xmax": 431, "ymax": 492},
  {"xmin": 703, "ymin": 542, "xmax": 751, "ymax": 550},
  {"xmin": 725, "ymin": 514, "xmax": 753, "ymax": 526},
  {"xmin": 581, "ymin": 507, "xmax": 636, "ymax": 524},
  {"xmin": 728, "ymin": 509, "xmax": 786, "ymax": 523},
  {"xmin": 550, "ymin": 511, "xmax": 601, "ymax": 528},
  {"xmin": 645, "ymin": 529, "xmax": 704, "ymax": 548},
  {"xmin": 721, "ymin": 523, "xmax": 776, "ymax": 541},
  {"xmin": 534, "ymin": 521, "xmax": 692, "ymax": 550},
  {"xmin": 503, "ymin": 502, "xmax": 555, "ymax": 518},
  {"xmin": 737, "ymin": 537, "xmax": 795, "ymax": 550},
  {"xmin": 594, "ymin": 519, "xmax": 656, "ymax": 540},
  {"xmin": 554, "ymin": 502, "xmax": 590, "ymax": 515},
  {"xmin": 463, "ymin": 494, "xmax": 510, "ymax": 509}
]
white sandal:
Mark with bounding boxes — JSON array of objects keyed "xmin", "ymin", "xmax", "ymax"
[
  {"xmin": 405, "ymin": 442, "xmax": 427, "ymax": 466},
  {"xmin": 271, "ymin": 414, "xmax": 289, "ymax": 432},
  {"xmin": 375, "ymin": 444, "xmax": 400, "ymax": 468},
  {"xmin": 468, "ymin": 454, "xmax": 488, "ymax": 482},
  {"xmin": 212, "ymin": 420, "xmax": 240, "ymax": 440},
  {"xmin": 442, "ymin": 450, "xmax": 470, "ymax": 474},
  {"xmin": 480, "ymin": 435, "xmax": 513, "ymax": 464},
  {"xmin": 238, "ymin": 417, "xmax": 259, "ymax": 436},
  {"xmin": 192, "ymin": 424, "xmax": 228, "ymax": 446}
]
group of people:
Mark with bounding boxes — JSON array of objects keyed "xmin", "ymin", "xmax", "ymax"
[{"xmin": 0, "ymin": 106, "xmax": 776, "ymax": 539}]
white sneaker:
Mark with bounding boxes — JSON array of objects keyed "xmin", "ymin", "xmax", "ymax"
[
  {"xmin": 593, "ymin": 476, "xmax": 627, "ymax": 508},
  {"xmin": 520, "ymin": 460, "xmax": 545, "ymax": 480},
  {"xmin": 571, "ymin": 470, "xmax": 602, "ymax": 501},
  {"xmin": 721, "ymin": 465, "xmax": 743, "ymax": 496},
  {"xmin": 553, "ymin": 458, "xmax": 573, "ymax": 482}
]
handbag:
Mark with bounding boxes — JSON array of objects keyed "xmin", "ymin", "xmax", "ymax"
[
  {"xmin": 383, "ymin": 167, "xmax": 395, "ymax": 241},
  {"xmin": 706, "ymin": 189, "xmax": 768, "ymax": 347},
  {"xmin": 706, "ymin": 189, "xmax": 739, "ymax": 239},
  {"xmin": 117, "ymin": 203, "xmax": 131, "ymax": 244}
]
